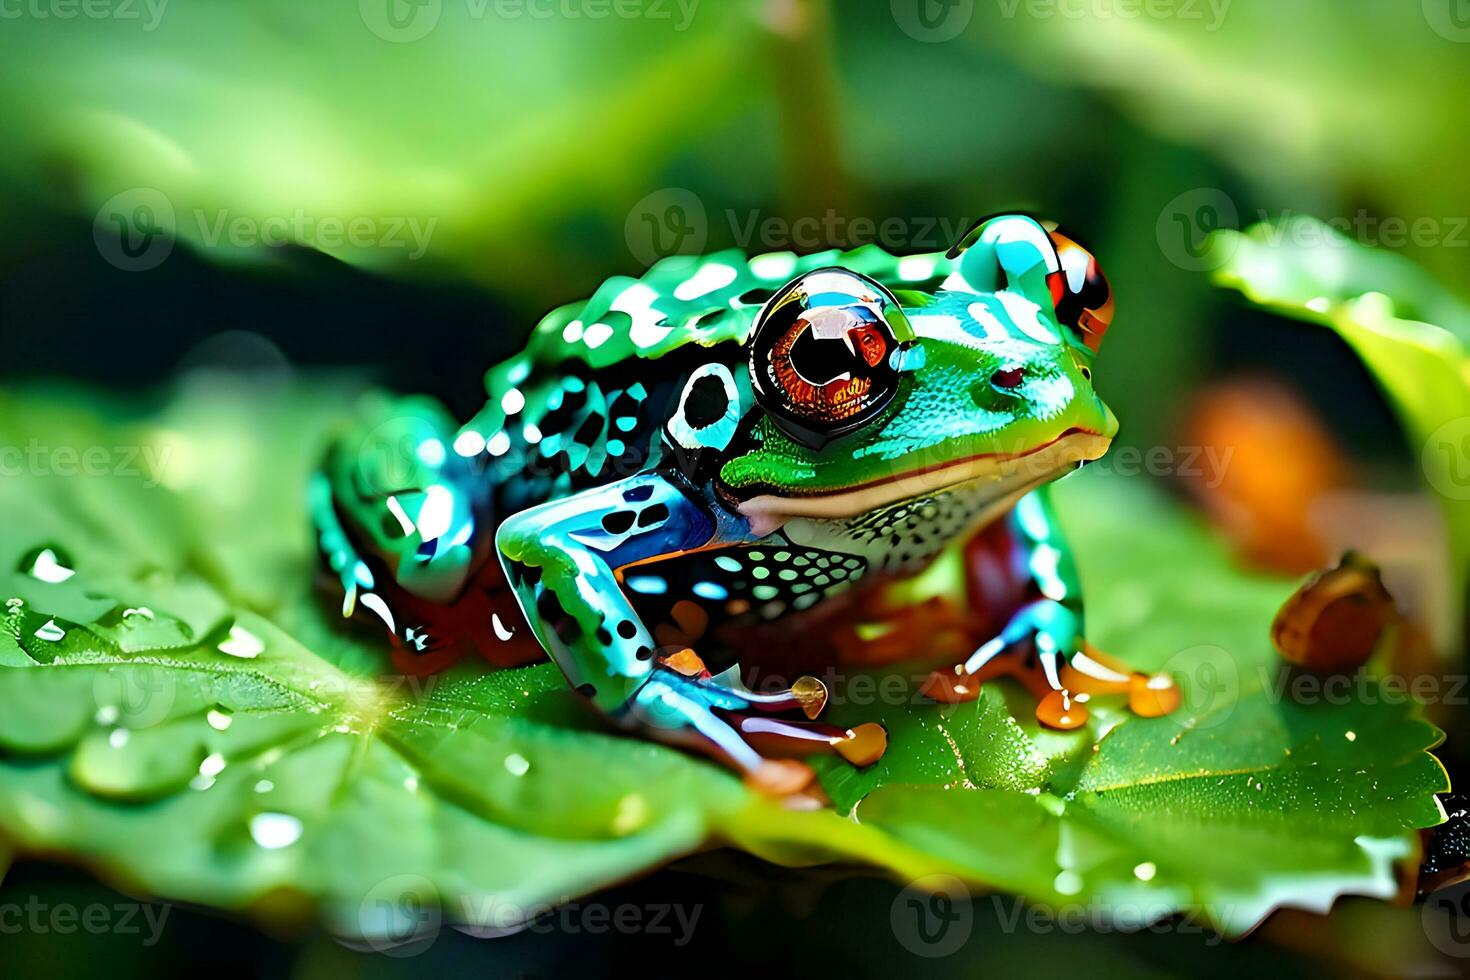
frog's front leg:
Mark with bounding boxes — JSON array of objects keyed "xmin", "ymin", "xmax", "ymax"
[
  {"xmin": 919, "ymin": 488, "xmax": 1180, "ymax": 728},
  {"xmin": 496, "ymin": 472, "xmax": 885, "ymax": 795}
]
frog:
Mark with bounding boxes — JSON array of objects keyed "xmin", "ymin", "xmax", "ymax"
[{"xmin": 310, "ymin": 212, "xmax": 1180, "ymax": 797}]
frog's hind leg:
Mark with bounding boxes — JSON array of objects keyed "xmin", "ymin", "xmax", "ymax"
[
  {"xmin": 312, "ymin": 395, "xmax": 541, "ymax": 674},
  {"xmin": 919, "ymin": 489, "xmax": 1180, "ymax": 729}
]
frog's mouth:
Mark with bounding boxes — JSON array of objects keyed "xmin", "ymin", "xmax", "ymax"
[{"xmin": 737, "ymin": 428, "xmax": 1111, "ymax": 526}]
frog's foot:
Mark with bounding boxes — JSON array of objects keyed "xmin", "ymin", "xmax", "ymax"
[
  {"xmin": 921, "ymin": 643, "xmax": 1094, "ymax": 730},
  {"xmin": 1062, "ymin": 643, "xmax": 1181, "ymax": 719},
  {"xmin": 630, "ymin": 653, "xmax": 884, "ymax": 798},
  {"xmin": 921, "ymin": 637, "xmax": 1180, "ymax": 730},
  {"xmin": 658, "ymin": 648, "xmax": 830, "ymax": 719}
]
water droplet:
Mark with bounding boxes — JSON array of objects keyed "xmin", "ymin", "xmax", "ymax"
[
  {"xmin": 1053, "ymin": 870, "xmax": 1083, "ymax": 896},
  {"xmin": 504, "ymin": 753, "xmax": 530, "ymax": 777},
  {"xmin": 218, "ymin": 624, "xmax": 263, "ymax": 659},
  {"xmin": 206, "ymin": 708, "xmax": 233, "ymax": 732},
  {"xmin": 122, "ymin": 607, "xmax": 155, "ymax": 621},
  {"xmin": 199, "ymin": 753, "xmax": 226, "ymax": 778},
  {"xmin": 254, "ymin": 779, "xmax": 274, "ymax": 794},
  {"xmin": 1133, "ymin": 862, "xmax": 1157, "ymax": 882},
  {"xmin": 33, "ymin": 619, "xmax": 65, "ymax": 642},
  {"xmin": 250, "ymin": 812, "xmax": 302, "ymax": 849},
  {"xmin": 21, "ymin": 546, "xmax": 75, "ymax": 584},
  {"xmin": 611, "ymin": 793, "xmax": 649, "ymax": 835},
  {"xmin": 108, "ymin": 728, "xmax": 130, "ymax": 749},
  {"xmin": 1344, "ymin": 730, "xmax": 1357, "ymax": 742}
]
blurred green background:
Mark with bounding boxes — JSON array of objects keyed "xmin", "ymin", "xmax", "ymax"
[{"xmin": 1, "ymin": 0, "xmax": 1467, "ymax": 975}]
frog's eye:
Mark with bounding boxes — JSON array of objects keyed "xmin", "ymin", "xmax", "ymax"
[
  {"xmin": 748, "ymin": 268, "xmax": 913, "ymax": 448},
  {"xmin": 1046, "ymin": 230, "xmax": 1113, "ymax": 353}
]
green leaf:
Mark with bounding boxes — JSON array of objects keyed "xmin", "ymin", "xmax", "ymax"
[
  {"xmin": 1210, "ymin": 216, "xmax": 1470, "ymax": 636},
  {"xmin": 813, "ymin": 474, "xmax": 1447, "ymax": 934},
  {"xmin": 0, "ymin": 383, "xmax": 1447, "ymax": 940}
]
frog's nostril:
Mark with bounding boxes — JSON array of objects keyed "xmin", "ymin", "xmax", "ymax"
[{"xmin": 991, "ymin": 367, "xmax": 1024, "ymax": 389}]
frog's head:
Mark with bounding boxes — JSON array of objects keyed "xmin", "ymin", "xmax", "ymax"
[{"xmin": 721, "ymin": 214, "xmax": 1117, "ymax": 527}]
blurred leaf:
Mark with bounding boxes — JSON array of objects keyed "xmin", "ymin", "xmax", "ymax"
[
  {"xmin": 0, "ymin": 382, "xmax": 1447, "ymax": 939},
  {"xmin": 1211, "ymin": 216, "xmax": 1470, "ymax": 640},
  {"xmin": 0, "ymin": 1, "xmax": 766, "ymax": 291},
  {"xmin": 966, "ymin": 3, "xmax": 1470, "ymax": 283}
]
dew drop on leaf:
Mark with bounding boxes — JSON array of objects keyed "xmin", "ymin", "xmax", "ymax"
[
  {"xmin": 20, "ymin": 546, "xmax": 75, "ymax": 583},
  {"xmin": 217, "ymin": 624, "xmax": 264, "ymax": 659},
  {"xmin": 250, "ymin": 812, "xmax": 303, "ymax": 849},
  {"xmin": 33, "ymin": 618, "xmax": 65, "ymax": 642}
]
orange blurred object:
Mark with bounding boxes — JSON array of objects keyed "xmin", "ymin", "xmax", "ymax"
[{"xmin": 1180, "ymin": 378, "xmax": 1345, "ymax": 574}]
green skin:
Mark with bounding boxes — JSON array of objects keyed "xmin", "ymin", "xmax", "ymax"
[{"xmin": 313, "ymin": 214, "xmax": 1119, "ymax": 781}]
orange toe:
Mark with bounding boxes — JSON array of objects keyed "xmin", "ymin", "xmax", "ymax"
[
  {"xmin": 920, "ymin": 669, "xmax": 984, "ymax": 704},
  {"xmin": 834, "ymin": 722, "xmax": 888, "ymax": 767},
  {"xmin": 1036, "ymin": 690, "xmax": 1089, "ymax": 730},
  {"xmin": 745, "ymin": 759, "xmax": 817, "ymax": 796},
  {"xmin": 1129, "ymin": 672, "xmax": 1182, "ymax": 717}
]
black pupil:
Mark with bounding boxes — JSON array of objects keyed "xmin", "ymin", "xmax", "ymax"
[{"xmin": 791, "ymin": 326, "xmax": 867, "ymax": 386}]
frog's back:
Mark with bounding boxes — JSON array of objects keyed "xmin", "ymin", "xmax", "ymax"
[{"xmin": 463, "ymin": 246, "xmax": 954, "ymax": 513}]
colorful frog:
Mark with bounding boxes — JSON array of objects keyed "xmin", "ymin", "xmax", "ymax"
[{"xmin": 311, "ymin": 213, "xmax": 1179, "ymax": 795}]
